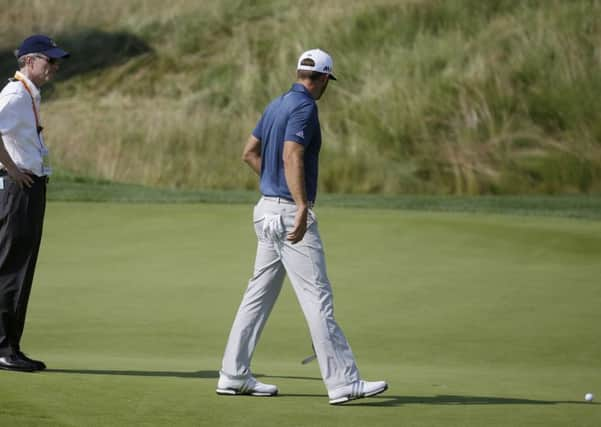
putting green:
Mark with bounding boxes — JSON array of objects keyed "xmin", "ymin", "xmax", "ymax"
[{"xmin": 1, "ymin": 202, "xmax": 599, "ymax": 426}]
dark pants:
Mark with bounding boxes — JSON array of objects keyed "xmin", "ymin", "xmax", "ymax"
[{"xmin": 0, "ymin": 173, "xmax": 46, "ymax": 356}]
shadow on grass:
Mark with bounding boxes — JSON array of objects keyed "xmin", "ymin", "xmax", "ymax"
[
  {"xmin": 45, "ymin": 368, "xmax": 218, "ymax": 379},
  {"xmin": 261, "ymin": 374, "xmax": 322, "ymax": 381},
  {"xmin": 44, "ymin": 369, "xmax": 321, "ymax": 381},
  {"xmin": 304, "ymin": 394, "xmax": 594, "ymax": 407},
  {"xmin": 38, "ymin": 371, "xmax": 600, "ymax": 406},
  {"xmin": 0, "ymin": 29, "xmax": 152, "ymax": 95}
]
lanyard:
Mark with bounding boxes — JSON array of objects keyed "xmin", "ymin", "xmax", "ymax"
[
  {"xmin": 13, "ymin": 72, "xmax": 43, "ymax": 134},
  {"xmin": 12, "ymin": 71, "xmax": 50, "ymax": 175}
]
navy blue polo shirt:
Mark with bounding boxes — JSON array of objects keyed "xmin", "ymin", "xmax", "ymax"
[{"xmin": 252, "ymin": 83, "xmax": 321, "ymax": 203}]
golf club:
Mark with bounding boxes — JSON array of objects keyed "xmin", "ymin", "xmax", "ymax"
[{"xmin": 301, "ymin": 344, "xmax": 316, "ymax": 364}]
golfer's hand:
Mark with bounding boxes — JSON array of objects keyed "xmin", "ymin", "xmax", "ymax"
[
  {"xmin": 287, "ymin": 206, "xmax": 308, "ymax": 244},
  {"xmin": 7, "ymin": 167, "xmax": 33, "ymax": 188}
]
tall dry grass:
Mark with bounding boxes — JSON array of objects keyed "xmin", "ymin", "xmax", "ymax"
[{"xmin": 1, "ymin": 0, "xmax": 600, "ymax": 194}]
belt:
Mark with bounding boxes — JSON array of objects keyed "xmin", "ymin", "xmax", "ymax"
[{"xmin": 262, "ymin": 196, "xmax": 314, "ymax": 208}]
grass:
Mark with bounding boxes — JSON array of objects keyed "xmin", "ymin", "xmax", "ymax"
[
  {"xmin": 1, "ymin": 0, "xmax": 600, "ymax": 194},
  {"xmin": 0, "ymin": 202, "xmax": 600, "ymax": 426},
  {"xmin": 47, "ymin": 174, "xmax": 601, "ymax": 220}
]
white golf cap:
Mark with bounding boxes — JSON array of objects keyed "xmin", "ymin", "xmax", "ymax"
[{"xmin": 297, "ymin": 48, "xmax": 337, "ymax": 80}]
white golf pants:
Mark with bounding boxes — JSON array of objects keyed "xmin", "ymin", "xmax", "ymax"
[{"xmin": 220, "ymin": 197, "xmax": 360, "ymax": 390}]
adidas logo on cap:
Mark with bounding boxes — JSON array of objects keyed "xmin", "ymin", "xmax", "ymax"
[{"xmin": 297, "ymin": 48, "xmax": 337, "ymax": 80}]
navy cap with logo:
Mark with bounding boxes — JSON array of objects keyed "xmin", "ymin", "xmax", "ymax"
[{"xmin": 16, "ymin": 34, "xmax": 70, "ymax": 59}]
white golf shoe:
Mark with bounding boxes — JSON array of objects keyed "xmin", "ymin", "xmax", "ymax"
[
  {"xmin": 328, "ymin": 380, "xmax": 388, "ymax": 405},
  {"xmin": 216, "ymin": 374, "xmax": 278, "ymax": 397}
]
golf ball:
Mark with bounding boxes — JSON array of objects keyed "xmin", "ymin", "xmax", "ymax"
[{"xmin": 585, "ymin": 393, "xmax": 594, "ymax": 402}]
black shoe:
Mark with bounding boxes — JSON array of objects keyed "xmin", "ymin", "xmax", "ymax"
[
  {"xmin": 0, "ymin": 354, "xmax": 39, "ymax": 372},
  {"xmin": 17, "ymin": 351, "xmax": 46, "ymax": 370}
]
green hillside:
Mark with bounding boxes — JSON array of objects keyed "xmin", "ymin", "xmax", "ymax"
[{"xmin": 1, "ymin": 0, "xmax": 600, "ymax": 195}]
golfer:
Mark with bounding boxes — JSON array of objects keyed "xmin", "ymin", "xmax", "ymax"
[
  {"xmin": 0, "ymin": 34, "xmax": 69, "ymax": 372},
  {"xmin": 217, "ymin": 49, "xmax": 388, "ymax": 404}
]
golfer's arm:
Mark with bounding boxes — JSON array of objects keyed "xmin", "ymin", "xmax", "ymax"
[
  {"xmin": 242, "ymin": 135, "xmax": 262, "ymax": 176},
  {"xmin": 283, "ymin": 141, "xmax": 308, "ymax": 208}
]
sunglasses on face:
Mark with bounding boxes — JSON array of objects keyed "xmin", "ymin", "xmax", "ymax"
[{"xmin": 33, "ymin": 54, "xmax": 58, "ymax": 65}]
